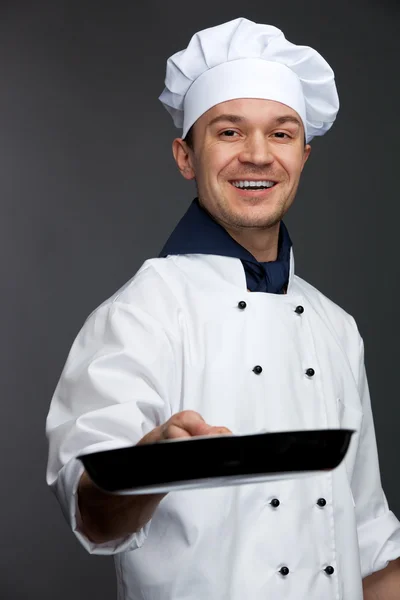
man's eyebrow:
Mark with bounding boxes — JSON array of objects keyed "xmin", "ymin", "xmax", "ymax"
[
  {"xmin": 274, "ymin": 115, "xmax": 302, "ymax": 127},
  {"xmin": 207, "ymin": 113, "xmax": 302, "ymax": 128},
  {"xmin": 207, "ymin": 114, "xmax": 245, "ymax": 127}
]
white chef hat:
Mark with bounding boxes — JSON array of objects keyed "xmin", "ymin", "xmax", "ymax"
[{"xmin": 159, "ymin": 17, "xmax": 339, "ymax": 143}]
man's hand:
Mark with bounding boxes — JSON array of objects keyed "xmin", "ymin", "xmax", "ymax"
[
  {"xmin": 78, "ymin": 410, "xmax": 232, "ymax": 544},
  {"xmin": 138, "ymin": 409, "xmax": 233, "ymax": 445}
]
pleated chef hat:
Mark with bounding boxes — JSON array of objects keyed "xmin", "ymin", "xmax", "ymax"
[{"xmin": 159, "ymin": 17, "xmax": 339, "ymax": 143}]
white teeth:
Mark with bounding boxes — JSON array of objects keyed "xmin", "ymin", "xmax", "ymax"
[{"xmin": 231, "ymin": 180, "xmax": 275, "ymax": 189}]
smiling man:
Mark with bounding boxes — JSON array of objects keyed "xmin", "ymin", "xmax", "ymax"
[
  {"xmin": 173, "ymin": 99, "xmax": 310, "ymax": 265},
  {"xmin": 46, "ymin": 17, "xmax": 400, "ymax": 600}
]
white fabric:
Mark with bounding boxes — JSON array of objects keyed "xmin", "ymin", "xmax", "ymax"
[
  {"xmin": 159, "ymin": 18, "xmax": 340, "ymax": 142},
  {"xmin": 46, "ymin": 250, "xmax": 400, "ymax": 600},
  {"xmin": 183, "ymin": 59, "xmax": 306, "ymax": 140}
]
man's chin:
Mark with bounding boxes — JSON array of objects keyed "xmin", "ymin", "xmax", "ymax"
[
  {"xmin": 222, "ymin": 206, "xmax": 284, "ymax": 230},
  {"xmin": 198, "ymin": 189, "xmax": 287, "ymax": 228}
]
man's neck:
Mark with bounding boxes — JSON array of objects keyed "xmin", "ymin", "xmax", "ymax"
[{"xmin": 224, "ymin": 223, "xmax": 280, "ymax": 262}]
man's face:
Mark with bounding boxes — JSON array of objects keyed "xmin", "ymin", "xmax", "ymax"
[{"xmin": 174, "ymin": 98, "xmax": 311, "ymax": 232}]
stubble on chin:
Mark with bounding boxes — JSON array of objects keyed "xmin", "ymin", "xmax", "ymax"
[
  {"xmin": 215, "ymin": 190, "xmax": 288, "ymax": 231},
  {"xmin": 198, "ymin": 178, "xmax": 295, "ymax": 231},
  {"xmin": 224, "ymin": 209, "xmax": 284, "ymax": 231}
]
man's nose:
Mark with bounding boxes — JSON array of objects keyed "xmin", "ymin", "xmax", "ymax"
[{"xmin": 238, "ymin": 134, "xmax": 274, "ymax": 166}]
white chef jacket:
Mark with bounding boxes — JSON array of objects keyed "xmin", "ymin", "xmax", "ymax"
[{"xmin": 46, "ymin": 248, "xmax": 400, "ymax": 600}]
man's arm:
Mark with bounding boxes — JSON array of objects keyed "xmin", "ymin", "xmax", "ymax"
[
  {"xmin": 363, "ymin": 557, "xmax": 400, "ymax": 599},
  {"xmin": 348, "ymin": 334, "xmax": 400, "ymax": 580},
  {"xmin": 78, "ymin": 470, "xmax": 166, "ymax": 543},
  {"xmin": 78, "ymin": 410, "xmax": 232, "ymax": 543}
]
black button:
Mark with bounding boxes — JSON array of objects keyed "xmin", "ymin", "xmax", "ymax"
[
  {"xmin": 253, "ymin": 365, "xmax": 263, "ymax": 374},
  {"xmin": 305, "ymin": 368, "xmax": 315, "ymax": 377},
  {"xmin": 317, "ymin": 498, "xmax": 327, "ymax": 507},
  {"xmin": 279, "ymin": 567, "xmax": 289, "ymax": 576},
  {"xmin": 324, "ymin": 566, "xmax": 334, "ymax": 575},
  {"xmin": 270, "ymin": 498, "xmax": 280, "ymax": 508},
  {"xmin": 295, "ymin": 305, "xmax": 304, "ymax": 314},
  {"xmin": 238, "ymin": 301, "xmax": 247, "ymax": 309}
]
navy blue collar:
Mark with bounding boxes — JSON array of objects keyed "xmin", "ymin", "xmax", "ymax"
[{"xmin": 158, "ymin": 197, "xmax": 292, "ymax": 294}]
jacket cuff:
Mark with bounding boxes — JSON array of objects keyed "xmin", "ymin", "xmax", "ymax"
[
  {"xmin": 51, "ymin": 457, "xmax": 151, "ymax": 555},
  {"xmin": 358, "ymin": 510, "xmax": 400, "ymax": 578}
]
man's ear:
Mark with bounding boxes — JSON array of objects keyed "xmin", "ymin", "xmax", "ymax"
[
  {"xmin": 172, "ymin": 138, "xmax": 196, "ymax": 180},
  {"xmin": 301, "ymin": 144, "xmax": 312, "ymax": 171}
]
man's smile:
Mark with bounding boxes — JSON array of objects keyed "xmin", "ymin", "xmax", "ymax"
[{"xmin": 228, "ymin": 179, "xmax": 278, "ymax": 197}]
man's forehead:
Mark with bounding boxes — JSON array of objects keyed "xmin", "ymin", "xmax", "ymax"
[
  {"xmin": 203, "ymin": 98, "xmax": 303, "ymax": 127},
  {"xmin": 211, "ymin": 98, "xmax": 299, "ymax": 118}
]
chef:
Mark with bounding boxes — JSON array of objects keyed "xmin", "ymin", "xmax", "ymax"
[{"xmin": 45, "ymin": 17, "xmax": 400, "ymax": 600}]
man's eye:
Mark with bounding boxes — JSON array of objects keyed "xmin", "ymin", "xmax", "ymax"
[
  {"xmin": 274, "ymin": 132, "xmax": 290, "ymax": 138},
  {"xmin": 221, "ymin": 130, "xmax": 238, "ymax": 137}
]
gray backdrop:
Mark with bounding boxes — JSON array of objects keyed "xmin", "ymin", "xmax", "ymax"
[{"xmin": 1, "ymin": 1, "xmax": 399, "ymax": 598}]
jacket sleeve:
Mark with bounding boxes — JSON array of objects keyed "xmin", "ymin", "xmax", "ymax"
[
  {"xmin": 352, "ymin": 335, "xmax": 400, "ymax": 578},
  {"xmin": 45, "ymin": 262, "xmax": 182, "ymax": 555}
]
